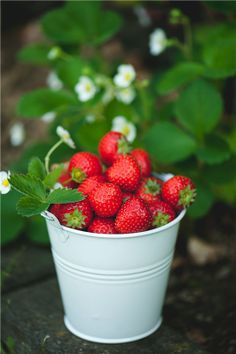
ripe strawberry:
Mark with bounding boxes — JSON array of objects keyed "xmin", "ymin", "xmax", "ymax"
[
  {"xmin": 55, "ymin": 199, "xmax": 93, "ymax": 229},
  {"xmin": 149, "ymin": 200, "xmax": 176, "ymax": 228},
  {"xmin": 131, "ymin": 148, "xmax": 151, "ymax": 177},
  {"xmin": 68, "ymin": 152, "xmax": 102, "ymax": 183},
  {"xmin": 78, "ymin": 175, "xmax": 106, "ymax": 196},
  {"xmin": 115, "ymin": 197, "xmax": 152, "ymax": 234},
  {"xmin": 88, "ymin": 217, "xmax": 116, "ymax": 234},
  {"xmin": 89, "ymin": 182, "xmax": 123, "ymax": 217},
  {"xmin": 162, "ymin": 175, "xmax": 196, "ymax": 211},
  {"xmin": 98, "ymin": 131, "xmax": 130, "ymax": 166},
  {"xmin": 49, "ymin": 203, "xmax": 61, "ymax": 219},
  {"xmin": 136, "ymin": 177, "xmax": 162, "ymax": 205},
  {"xmin": 106, "ymin": 154, "xmax": 141, "ymax": 192},
  {"xmin": 58, "ymin": 170, "xmax": 78, "ymax": 189}
]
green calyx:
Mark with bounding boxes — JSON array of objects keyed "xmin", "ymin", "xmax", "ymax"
[
  {"xmin": 144, "ymin": 179, "xmax": 161, "ymax": 195},
  {"xmin": 71, "ymin": 168, "xmax": 86, "ymax": 183},
  {"xmin": 63, "ymin": 208, "xmax": 86, "ymax": 229},
  {"xmin": 153, "ymin": 212, "xmax": 170, "ymax": 228},
  {"xmin": 117, "ymin": 137, "xmax": 131, "ymax": 154},
  {"xmin": 178, "ymin": 185, "xmax": 197, "ymax": 208}
]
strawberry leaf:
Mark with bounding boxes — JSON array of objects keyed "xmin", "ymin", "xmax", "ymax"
[
  {"xmin": 9, "ymin": 173, "xmax": 47, "ymax": 201},
  {"xmin": 46, "ymin": 188, "xmax": 85, "ymax": 204},
  {"xmin": 28, "ymin": 157, "xmax": 46, "ymax": 180},
  {"xmin": 43, "ymin": 165, "xmax": 64, "ymax": 189},
  {"xmin": 16, "ymin": 196, "xmax": 49, "ymax": 217}
]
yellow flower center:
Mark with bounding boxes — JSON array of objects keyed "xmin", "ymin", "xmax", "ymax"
[
  {"xmin": 85, "ymin": 83, "xmax": 92, "ymax": 92},
  {"xmin": 121, "ymin": 125, "xmax": 130, "ymax": 136},
  {"xmin": 124, "ymin": 73, "xmax": 132, "ymax": 81},
  {"xmin": 2, "ymin": 179, "xmax": 9, "ymax": 187}
]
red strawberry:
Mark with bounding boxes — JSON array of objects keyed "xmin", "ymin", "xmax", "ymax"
[
  {"xmin": 115, "ymin": 196, "xmax": 152, "ymax": 234},
  {"xmin": 106, "ymin": 154, "xmax": 141, "ymax": 192},
  {"xmin": 58, "ymin": 170, "xmax": 78, "ymax": 189},
  {"xmin": 68, "ymin": 152, "xmax": 102, "ymax": 183},
  {"xmin": 136, "ymin": 177, "xmax": 162, "ymax": 205},
  {"xmin": 98, "ymin": 131, "xmax": 130, "ymax": 166},
  {"xmin": 162, "ymin": 175, "xmax": 196, "ymax": 211},
  {"xmin": 78, "ymin": 175, "xmax": 106, "ymax": 196},
  {"xmin": 55, "ymin": 199, "xmax": 93, "ymax": 229},
  {"xmin": 49, "ymin": 203, "xmax": 61, "ymax": 219},
  {"xmin": 122, "ymin": 191, "xmax": 133, "ymax": 202},
  {"xmin": 89, "ymin": 182, "xmax": 123, "ymax": 217},
  {"xmin": 88, "ymin": 217, "xmax": 116, "ymax": 234},
  {"xmin": 149, "ymin": 200, "xmax": 176, "ymax": 228},
  {"xmin": 131, "ymin": 148, "xmax": 151, "ymax": 177}
]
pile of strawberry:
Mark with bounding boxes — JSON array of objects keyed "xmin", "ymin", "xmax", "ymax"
[{"xmin": 50, "ymin": 131, "xmax": 196, "ymax": 234}]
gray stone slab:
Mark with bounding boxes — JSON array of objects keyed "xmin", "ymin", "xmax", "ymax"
[
  {"xmin": 1, "ymin": 242, "xmax": 55, "ymax": 293},
  {"xmin": 2, "ymin": 278, "xmax": 210, "ymax": 354}
]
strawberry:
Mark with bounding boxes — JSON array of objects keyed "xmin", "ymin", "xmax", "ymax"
[
  {"xmin": 131, "ymin": 148, "xmax": 151, "ymax": 177},
  {"xmin": 55, "ymin": 199, "xmax": 93, "ymax": 229},
  {"xmin": 78, "ymin": 175, "xmax": 106, "ymax": 196},
  {"xmin": 149, "ymin": 200, "xmax": 176, "ymax": 228},
  {"xmin": 98, "ymin": 131, "xmax": 130, "ymax": 166},
  {"xmin": 106, "ymin": 154, "xmax": 141, "ymax": 192},
  {"xmin": 58, "ymin": 170, "xmax": 78, "ymax": 189},
  {"xmin": 89, "ymin": 182, "xmax": 123, "ymax": 217},
  {"xmin": 68, "ymin": 152, "xmax": 102, "ymax": 183},
  {"xmin": 122, "ymin": 191, "xmax": 133, "ymax": 202},
  {"xmin": 136, "ymin": 176, "xmax": 162, "ymax": 205},
  {"xmin": 162, "ymin": 175, "xmax": 196, "ymax": 211},
  {"xmin": 88, "ymin": 217, "xmax": 116, "ymax": 234},
  {"xmin": 115, "ymin": 196, "xmax": 152, "ymax": 234}
]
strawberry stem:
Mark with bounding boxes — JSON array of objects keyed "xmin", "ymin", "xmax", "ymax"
[
  {"xmin": 63, "ymin": 208, "xmax": 86, "ymax": 229},
  {"xmin": 178, "ymin": 186, "xmax": 196, "ymax": 208},
  {"xmin": 71, "ymin": 168, "xmax": 86, "ymax": 183},
  {"xmin": 45, "ymin": 139, "xmax": 64, "ymax": 174},
  {"xmin": 153, "ymin": 212, "xmax": 170, "ymax": 227}
]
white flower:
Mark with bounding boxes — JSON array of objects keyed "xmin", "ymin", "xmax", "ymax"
[
  {"xmin": 112, "ymin": 116, "xmax": 136, "ymax": 143},
  {"xmin": 0, "ymin": 171, "xmax": 11, "ymax": 194},
  {"xmin": 149, "ymin": 29, "xmax": 167, "ymax": 55},
  {"xmin": 56, "ymin": 126, "xmax": 75, "ymax": 149},
  {"xmin": 41, "ymin": 112, "xmax": 56, "ymax": 124},
  {"xmin": 134, "ymin": 6, "xmax": 151, "ymax": 27},
  {"xmin": 115, "ymin": 86, "xmax": 136, "ymax": 104},
  {"xmin": 113, "ymin": 64, "xmax": 136, "ymax": 88},
  {"xmin": 9, "ymin": 123, "xmax": 25, "ymax": 147},
  {"xmin": 47, "ymin": 72, "xmax": 63, "ymax": 91},
  {"xmin": 75, "ymin": 76, "xmax": 97, "ymax": 102},
  {"xmin": 48, "ymin": 46, "xmax": 62, "ymax": 60}
]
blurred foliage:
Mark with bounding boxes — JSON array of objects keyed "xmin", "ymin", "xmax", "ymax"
[{"xmin": 2, "ymin": 0, "xmax": 236, "ymax": 245}]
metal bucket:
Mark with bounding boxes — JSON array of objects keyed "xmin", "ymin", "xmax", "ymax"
[{"xmin": 42, "ymin": 198, "xmax": 185, "ymax": 344}]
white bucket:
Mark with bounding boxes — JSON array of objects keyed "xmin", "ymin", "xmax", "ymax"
[{"xmin": 42, "ymin": 174, "xmax": 186, "ymax": 344}]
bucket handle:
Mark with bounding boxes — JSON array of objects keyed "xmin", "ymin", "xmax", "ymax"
[{"xmin": 41, "ymin": 211, "xmax": 69, "ymax": 243}]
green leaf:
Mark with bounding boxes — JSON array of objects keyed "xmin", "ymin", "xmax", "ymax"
[
  {"xmin": 17, "ymin": 89, "xmax": 77, "ymax": 118},
  {"xmin": 1, "ymin": 191, "xmax": 25, "ymax": 245},
  {"xmin": 203, "ymin": 38, "xmax": 236, "ymax": 78},
  {"xmin": 43, "ymin": 165, "xmax": 64, "ymax": 189},
  {"xmin": 196, "ymin": 135, "xmax": 231, "ymax": 165},
  {"xmin": 46, "ymin": 188, "xmax": 85, "ymax": 204},
  {"xmin": 16, "ymin": 196, "xmax": 49, "ymax": 217},
  {"xmin": 28, "ymin": 157, "xmax": 46, "ymax": 180},
  {"xmin": 157, "ymin": 62, "xmax": 205, "ymax": 95},
  {"xmin": 143, "ymin": 122, "xmax": 197, "ymax": 163},
  {"xmin": 204, "ymin": 155, "xmax": 236, "ymax": 184},
  {"xmin": 9, "ymin": 173, "xmax": 46, "ymax": 201},
  {"xmin": 17, "ymin": 43, "xmax": 50, "ymax": 65},
  {"xmin": 56, "ymin": 57, "xmax": 84, "ymax": 89},
  {"xmin": 27, "ymin": 216, "xmax": 49, "ymax": 245},
  {"xmin": 41, "ymin": 1, "xmax": 122, "ymax": 45},
  {"xmin": 175, "ymin": 79, "xmax": 223, "ymax": 138},
  {"xmin": 188, "ymin": 182, "xmax": 214, "ymax": 219}
]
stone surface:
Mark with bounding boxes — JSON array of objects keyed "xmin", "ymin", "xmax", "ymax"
[
  {"xmin": 1, "ymin": 242, "xmax": 55, "ymax": 293},
  {"xmin": 2, "ymin": 278, "xmax": 210, "ymax": 354}
]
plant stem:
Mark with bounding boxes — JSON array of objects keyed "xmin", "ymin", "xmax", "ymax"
[{"xmin": 44, "ymin": 140, "xmax": 63, "ymax": 174}]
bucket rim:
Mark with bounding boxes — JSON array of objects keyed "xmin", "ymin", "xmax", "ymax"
[{"xmin": 43, "ymin": 208, "xmax": 186, "ymax": 239}]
